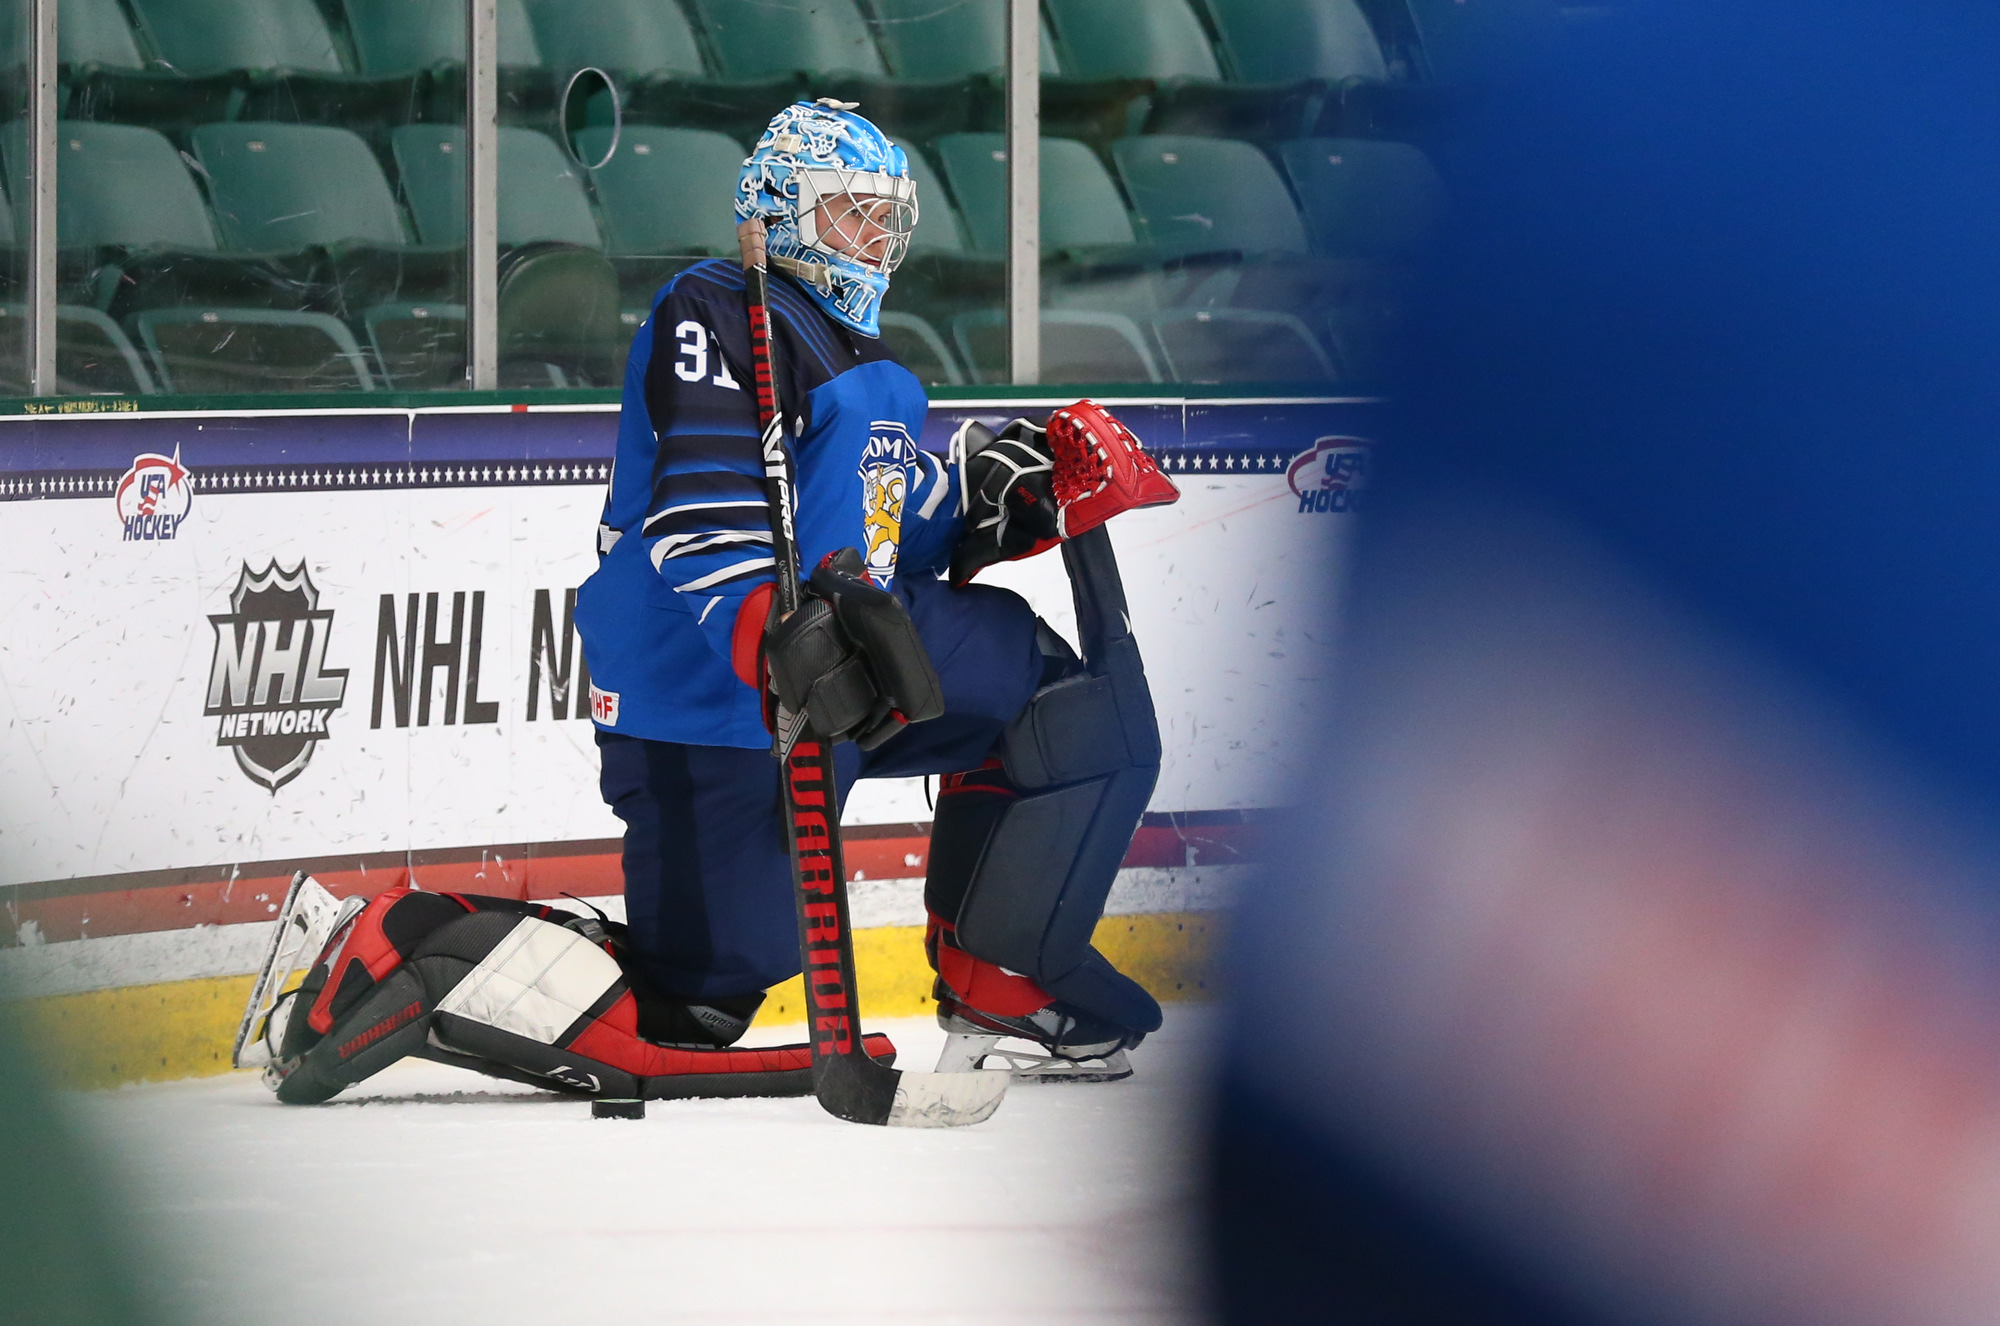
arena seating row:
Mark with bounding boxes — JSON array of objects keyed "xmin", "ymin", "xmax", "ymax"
[
  {"xmin": 0, "ymin": 110, "xmax": 1439, "ymax": 391},
  {"xmin": 0, "ymin": 0, "xmax": 1442, "ymax": 145},
  {"xmin": 0, "ymin": 0, "xmax": 1516, "ymax": 393}
]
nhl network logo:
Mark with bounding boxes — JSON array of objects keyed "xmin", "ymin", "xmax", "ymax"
[{"xmin": 204, "ymin": 561, "xmax": 349, "ymax": 792}]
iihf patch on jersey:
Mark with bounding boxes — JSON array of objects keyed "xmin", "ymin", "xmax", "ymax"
[
  {"xmin": 859, "ymin": 422, "xmax": 917, "ymax": 584},
  {"xmin": 203, "ymin": 561, "xmax": 349, "ymax": 792},
  {"xmin": 590, "ymin": 682, "xmax": 620, "ymax": 726},
  {"xmin": 1286, "ymin": 437, "xmax": 1371, "ymax": 515},
  {"xmin": 114, "ymin": 446, "xmax": 194, "ymax": 541}
]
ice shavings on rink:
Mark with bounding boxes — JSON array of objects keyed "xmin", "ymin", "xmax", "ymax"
[{"xmin": 76, "ymin": 1010, "xmax": 1212, "ymax": 1326}]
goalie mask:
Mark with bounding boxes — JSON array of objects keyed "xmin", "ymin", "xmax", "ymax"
[{"xmin": 737, "ymin": 99, "xmax": 917, "ymax": 338}]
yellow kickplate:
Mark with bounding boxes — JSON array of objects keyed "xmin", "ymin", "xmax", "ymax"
[
  {"xmin": 10, "ymin": 912, "xmax": 1217, "ymax": 1090},
  {"xmin": 15, "ymin": 974, "xmax": 257, "ymax": 1092}
]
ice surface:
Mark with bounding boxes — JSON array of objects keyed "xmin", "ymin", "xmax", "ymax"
[{"xmin": 76, "ymin": 1010, "xmax": 1214, "ymax": 1325}]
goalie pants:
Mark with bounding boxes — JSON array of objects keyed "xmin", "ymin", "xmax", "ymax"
[{"xmin": 597, "ymin": 574, "xmax": 1044, "ymax": 1002}]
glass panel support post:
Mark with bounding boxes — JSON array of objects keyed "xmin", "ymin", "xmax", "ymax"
[
  {"xmin": 466, "ymin": 0, "xmax": 499, "ymax": 390},
  {"xmin": 26, "ymin": 0, "xmax": 58, "ymax": 396},
  {"xmin": 1005, "ymin": 0, "xmax": 1040, "ymax": 384}
]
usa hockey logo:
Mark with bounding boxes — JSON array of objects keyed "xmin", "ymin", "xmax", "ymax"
[
  {"xmin": 858, "ymin": 422, "xmax": 916, "ymax": 585},
  {"xmin": 204, "ymin": 561, "xmax": 350, "ymax": 792},
  {"xmin": 1287, "ymin": 437, "xmax": 1371, "ymax": 515},
  {"xmin": 114, "ymin": 446, "xmax": 194, "ymax": 540}
]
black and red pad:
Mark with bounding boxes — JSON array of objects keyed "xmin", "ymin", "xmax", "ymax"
[
  {"xmin": 274, "ymin": 887, "xmax": 893, "ymax": 1105},
  {"xmin": 923, "ymin": 524, "xmax": 1166, "ymax": 1038}
]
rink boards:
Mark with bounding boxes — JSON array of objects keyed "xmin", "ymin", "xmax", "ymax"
[{"xmin": 0, "ymin": 393, "xmax": 1370, "ymax": 1085}]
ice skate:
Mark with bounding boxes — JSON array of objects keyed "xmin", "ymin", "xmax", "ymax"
[
  {"xmin": 232, "ymin": 872, "xmax": 365, "ymax": 1076},
  {"xmin": 933, "ymin": 991, "xmax": 1138, "ymax": 1084}
]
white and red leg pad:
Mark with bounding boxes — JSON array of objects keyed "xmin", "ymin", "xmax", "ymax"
[
  {"xmin": 1047, "ymin": 399, "xmax": 1180, "ymax": 539},
  {"xmin": 271, "ymin": 891, "xmax": 893, "ymax": 1104}
]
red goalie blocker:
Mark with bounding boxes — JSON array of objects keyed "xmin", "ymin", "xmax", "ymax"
[
  {"xmin": 1048, "ymin": 399, "xmax": 1180, "ymax": 539},
  {"xmin": 270, "ymin": 887, "xmax": 893, "ymax": 1105}
]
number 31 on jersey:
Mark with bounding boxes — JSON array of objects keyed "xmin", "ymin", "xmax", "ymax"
[{"xmin": 672, "ymin": 320, "xmax": 742, "ymax": 390}]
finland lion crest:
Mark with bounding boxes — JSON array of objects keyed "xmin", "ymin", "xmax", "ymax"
[{"xmin": 859, "ymin": 422, "xmax": 917, "ymax": 585}]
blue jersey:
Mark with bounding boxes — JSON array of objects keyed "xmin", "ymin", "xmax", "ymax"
[{"xmin": 576, "ymin": 261, "xmax": 962, "ymax": 747}]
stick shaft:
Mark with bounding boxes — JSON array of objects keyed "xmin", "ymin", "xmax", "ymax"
[
  {"xmin": 746, "ymin": 264, "xmax": 804, "ymax": 617},
  {"xmin": 744, "ymin": 263, "xmax": 888, "ymax": 1099}
]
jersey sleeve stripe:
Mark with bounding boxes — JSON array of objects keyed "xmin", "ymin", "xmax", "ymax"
[
  {"xmin": 650, "ymin": 498, "xmax": 769, "ymax": 520},
  {"xmin": 651, "ymin": 529, "xmax": 773, "ymax": 559},
  {"xmin": 640, "ymin": 502, "xmax": 770, "ymax": 540},
  {"xmin": 915, "ymin": 450, "xmax": 950, "ymax": 521},
  {"xmin": 670, "ymin": 556, "xmax": 775, "ymax": 592}
]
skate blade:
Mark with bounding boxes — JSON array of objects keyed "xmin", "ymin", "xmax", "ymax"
[
  {"xmin": 986, "ymin": 1045, "xmax": 1133, "ymax": 1085},
  {"xmin": 233, "ymin": 873, "xmax": 363, "ymax": 1072}
]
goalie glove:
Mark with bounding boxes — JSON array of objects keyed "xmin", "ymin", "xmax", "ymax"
[
  {"xmin": 748, "ymin": 548, "xmax": 945, "ymax": 750},
  {"xmin": 948, "ymin": 399, "xmax": 1179, "ymax": 586}
]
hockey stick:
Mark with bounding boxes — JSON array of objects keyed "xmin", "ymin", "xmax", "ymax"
[{"xmin": 740, "ymin": 221, "xmax": 1007, "ymax": 1128}]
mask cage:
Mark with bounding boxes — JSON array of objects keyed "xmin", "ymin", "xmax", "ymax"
[{"xmin": 794, "ymin": 167, "xmax": 919, "ymax": 275}]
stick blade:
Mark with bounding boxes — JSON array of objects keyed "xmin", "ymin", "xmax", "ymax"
[
  {"xmin": 885, "ymin": 1069, "xmax": 1010, "ymax": 1128},
  {"xmin": 813, "ymin": 1052, "xmax": 1009, "ymax": 1127}
]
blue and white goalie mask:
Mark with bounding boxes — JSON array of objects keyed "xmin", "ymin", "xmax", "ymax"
[{"xmin": 737, "ymin": 99, "xmax": 918, "ymax": 338}]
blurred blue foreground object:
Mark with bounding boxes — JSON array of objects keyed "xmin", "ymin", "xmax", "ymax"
[{"xmin": 1212, "ymin": 3, "xmax": 2000, "ymax": 1324}]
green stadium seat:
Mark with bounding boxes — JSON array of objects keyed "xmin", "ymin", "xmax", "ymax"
[
  {"xmin": 134, "ymin": 307, "xmax": 375, "ymax": 393},
  {"xmin": 877, "ymin": 310, "xmax": 962, "ymax": 385},
  {"xmin": 1318, "ymin": 301, "xmax": 1401, "ymax": 383},
  {"xmin": 343, "ymin": 0, "xmax": 549, "ymax": 122},
  {"xmin": 0, "ymin": 0, "xmax": 143, "ymax": 69},
  {"xmin": 1036, "ymin": 0, "xmax": 1224, "ymax": 150},
  {"xmin": 343, "ymin": 0, "xmax": 541, "ymax": 73},
  {"xmin": 1200, "ymin": 0, "xmax": 1385, "ymax": 83},
  {"xmin": 934, "ymin": 133, "xmax": 1136, "ymax": 257},
  {"xmin": 1044, "ymin": 0, "xmax": 1219, "ymax": 82},
  {"xmin": 1140, "ymin": 0, "xmax": 1388, "ymax": 142},
  {"xmin": 1112, "ymin": 135, "xmax": 1308, "ymax": 257},
  {"xmin": 619, "ymin": 73, "xmax": 805, "ymax": 147},
  {"xmin": 363, "ymin": 301, "xmax": 465, "ymax": 390},
  {"xmin": 576, "ymin": 126, "xmax": 740, "ymax": 256},
  {"xmin": 0, "ymin": 305, "xmax": 158, "ymax": 395},
  {"xmin": 43, "ymin": 122, "xmax": 216, "ymax": 251},
  {"xmin": 126, "ymin": 0, "xmax": 343, "ymax": 75},
  {"xmin": 949, "ymin": 309, "xmax": 1161, "ymax": 385},
  {"xmin": 1277, "ymin": 138, "xmax": 1443, "ymax": 261},
  {"xmin": 120, "ymin": 0, "xmax": 420, "ymax": 131},
  {"xmin": 687, "ymin": 0, "xmax": 885, "ymax": 78},
  {"xmin": 867, "ymin": 0, "xmax": 1058, "ymax": 80},
  {"xmin": 192, "ymin": 123, "xmax": 409, "ymax": 251},
  {"xmin": 521, "ymin": 0, "xmax": 706, "ymax": 78},
  {"xmin": 392, "ymin": 125, "xmax": 601, "ymax": 249},
  {"xmin": 365, "ymin": 272, "xmax": 624, "ymax": 388},
  {"xmin": 1147, "ymin": 307, "xmax": 1332, "ymax": 381},
  {"xmin": 497, "ymin": 244, "xmax": 623, "ymax": 386}
]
